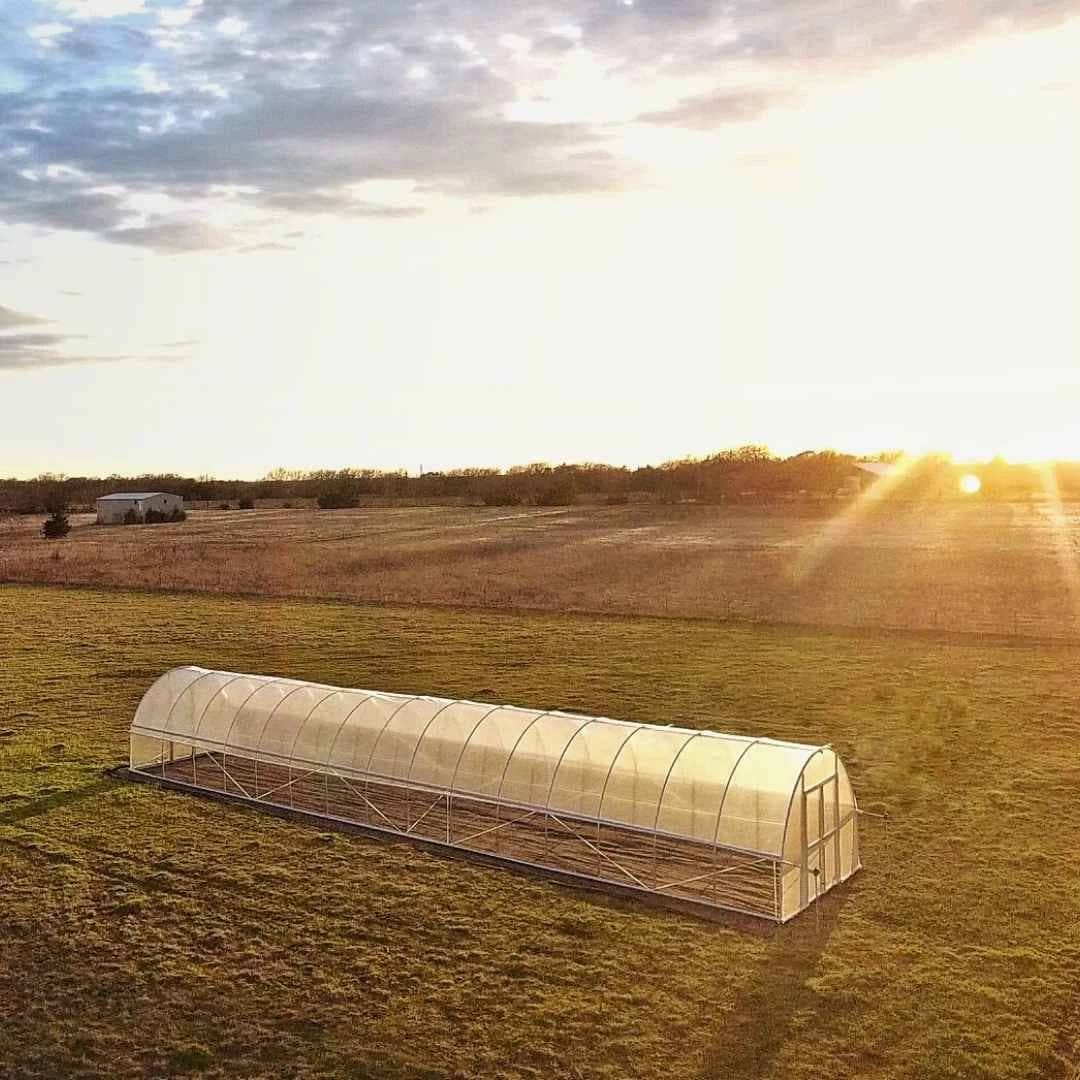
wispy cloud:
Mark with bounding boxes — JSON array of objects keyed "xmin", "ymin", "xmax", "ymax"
[
  {"xmin": 102, "ymin": 220, "xmax": 232, "ymax": 252},
  {"xmin": 0, "ymin": 304, "xmax": 48, "ymax": 329},
  {"xmin": 639, "ymin": 89, "xmax": 792, "ymax": 130},
  {"xmin": 0, "ymin": 301, "xmax": 187, "ymax": 371}
]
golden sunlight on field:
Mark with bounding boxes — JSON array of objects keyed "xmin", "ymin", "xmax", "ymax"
[{"xmin": 3, "ymin": 499, "xmax": 1080, "ymax": 639}]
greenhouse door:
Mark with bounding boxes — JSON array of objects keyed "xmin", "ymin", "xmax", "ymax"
[{"xmin": 801, "ymin": 771, "xmax": 842, "ymax": 908}]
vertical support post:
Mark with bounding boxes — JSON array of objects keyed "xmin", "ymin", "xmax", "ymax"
[
  {"xmin": 799, "ymin": 774, "xmax": 808, "ymax": 910},
  {"xmin": 594, "ymin": 726, "xmax": 643, "ymax": 880},
  {"xmin": 818, "ymin": 782, "xmax": 825, "ymax": 884},
  {"xmin": 813, "ymin": 866, "xmax": 821, "ymax": 934},
  {"xmin": 832, "ymin": 772, "xmax": 841, "ymax": 883}
]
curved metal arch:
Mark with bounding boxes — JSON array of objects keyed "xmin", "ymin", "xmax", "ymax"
[
  {"xmin": 486, "ymin": 709, "xmax": 567, "ymax": 850},
  {"xmin": 541, "ymin": 716, "xmax": 600, "ymax": 816},
  {"xmin": 138, "ymin": 667, "xmax": 213, "ymax": 776},
  {"xmin": 287, "ymin": 689, "xmax": 346, "ymax": 769},
  {"xmin": 650, "ymin": 731, "xmax": 704, "ymax": 836},
  {"xmin": 187, "ymin": 672, "xmax": 249, "ymax": 788},
  {"xmin": 317, "ymin": 690, "xmax": 385, "ymax": 814},
  {"xmin": 284, "ymin": 688, "xmax": 342, "ymax": 808},
  {"xmin": 159, "ymin": 668, "xmax": 224, "ymax": 737},
  {"xmin": 219, "ymin": 677, "xmax": 285, "ymax": 759},
  {"xmin": 648, "ymin": 730, "xmax": 704, "ymax": 883},
  {"xmin": 320, "ymin": 691, "xmax": 384, "ymax": 773},
  {"xmin": 361, "ymin": 695, "xmax": 433, "ymax": 779},
  {"xmin": 190, "ymin": 673, "xmax": 248, "ymax": 748},
  {"xmin": 709, "ymin": 737, "xmax": 761, "ymax": 858},
  {"xmin": 778, "ymin": 746, "xmax": 829, "ymax": 862},
  {"xmin": 491, "ymin": 710, "xmax": 562, "ymax": 805},
  {"xmin": 445, "ymin": 703, "xmax": 507, "ymax": 799},
  {"xmin": 539, "ymin": 714, "xmax": 600, "ymax": 856},
  {"xmin": 404, "ymin": 698, "xmax": 475, "ymax": 788},
  {"xmin": 252, "ymin": 682, "xmax": 314, "ymax": 796},
  {"xmin": 400, "ymin": 698, "xmax": 477, "ymax": 833},
  {"xmin": 593, "ymin": 722, "xmax": 648, "ymax": 827}
]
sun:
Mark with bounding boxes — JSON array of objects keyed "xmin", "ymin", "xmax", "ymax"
[{"xmin": 959, "ymin": 473, "xmax": 981, "ymax": 495}]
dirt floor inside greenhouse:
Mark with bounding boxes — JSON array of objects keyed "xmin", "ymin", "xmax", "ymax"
[
  {"xmin": 4, "ymin": 584, "xmax": 1080, "ymax": 1079},
  {"xmin": 3, "ymin": 499, "xmax": 1080, "ymax": 640}
]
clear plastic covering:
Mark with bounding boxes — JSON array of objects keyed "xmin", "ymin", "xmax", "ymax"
[{"xmin": 130, "ymin": 667, "xmax": 859, "ymax": 920}]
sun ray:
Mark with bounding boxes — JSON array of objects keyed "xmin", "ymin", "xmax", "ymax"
[
  {"xmin": 788, "ymin": 455, "xmax": 919, "ymax": 586},
  {"xmin": 1035, "ymin": 462, "xmax": 1080, "ymax": 627}
]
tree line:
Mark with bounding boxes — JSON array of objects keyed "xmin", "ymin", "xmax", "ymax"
[{"xmin": 3, "ymin": 449, "xmax": 1078, "ymax": 514}]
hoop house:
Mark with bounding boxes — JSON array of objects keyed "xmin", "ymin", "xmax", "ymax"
[{"xmin": 128, "ymin": 667, "xmax": 860, "ymax": 921}]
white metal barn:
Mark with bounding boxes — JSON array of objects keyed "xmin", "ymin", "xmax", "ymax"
[
  {"xmin": 96, "ymin": 491, "xmax": 183, "ymax": 524},
  {"xmin": 128, "ymin": 667, "xmax": 860, "ymax": 921}
]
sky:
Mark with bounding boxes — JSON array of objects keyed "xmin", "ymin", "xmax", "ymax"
[{"xmin": 1, "ymin": 0, "xmax": 1078, "ymax": 478}]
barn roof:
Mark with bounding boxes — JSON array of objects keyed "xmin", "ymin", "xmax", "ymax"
[{"xmin": 97, "ymin": 492, "xmax": 172, "ymax": 501}]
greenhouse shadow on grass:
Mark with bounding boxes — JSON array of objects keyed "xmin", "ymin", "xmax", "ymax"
[{"xmin": 128, "ymin": 667, "xmax": 860, "ymax": 922}]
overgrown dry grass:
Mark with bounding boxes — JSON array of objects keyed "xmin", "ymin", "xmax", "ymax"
[
  {"xmin": 3, "ymin": 584, "xmax": 1080, "ymax": 1078},
  {"xmin": 3, "ymin": 500, "xmax": 1080, "ymax": 639}
]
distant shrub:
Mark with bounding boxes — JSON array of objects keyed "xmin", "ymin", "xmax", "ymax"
[
  {"xmin": 535, "ymin": 486, "xmax": 576, "ymax": 507},
  {"xmin": 282, "ymin": 501, "xmax": 294, "ymax": 509},
  {"xmin": 42, "ymin": 509, "xmax": 70, "ymax": 539},
  {"xmin": 136, "ymin": 507, "xmax": 186, "ymax": 525},
  {"xmin": 123, "ymin": 508, "xmax": 140, "ymax": 525},
  {"xmin": 482, "ymin": 491, "xmax": 523, "ymax": 506},
  {"xmin": 238, "ymin": 497, "xmax": 255, "ymax": 510},
  {"xmin": 317, "ymin": 490, "xmax": 360, "ymax": 510},
  {"xmin": 218, "ymin": 501, "xmax": 231, "ymax": 510},
  {"xmin": 604, "ymin": 493, "xmax": 630, "ymax": 505}
]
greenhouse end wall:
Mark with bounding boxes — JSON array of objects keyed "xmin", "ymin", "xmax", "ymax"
[{"xmin": 128, "ymin": 667, "xmax": 860, "ymax": 921}]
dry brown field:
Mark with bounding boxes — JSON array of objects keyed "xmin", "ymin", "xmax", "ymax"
[{"xmin": 3, "ymin": 499, "xmax": 1079, "ymax": 638}]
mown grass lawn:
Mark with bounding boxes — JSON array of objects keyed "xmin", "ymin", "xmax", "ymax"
[{"xmin": 2, "ymin": 584, "xmax": 1080, "ymax": 1079}]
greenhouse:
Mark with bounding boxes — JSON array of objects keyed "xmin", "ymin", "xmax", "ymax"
[{"xmin": 128, "ymin": 666, "xmax": 860, "ymax": 921}]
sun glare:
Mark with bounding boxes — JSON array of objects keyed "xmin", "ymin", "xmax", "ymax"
[{"xmin": 959, "ymin": 473, "xmax": 981, "ymax": 495}]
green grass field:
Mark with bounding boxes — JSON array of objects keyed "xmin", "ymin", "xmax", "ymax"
[{"xmin": 3, "ymin": 584, "xmax": 1080, "ymax": 1079}]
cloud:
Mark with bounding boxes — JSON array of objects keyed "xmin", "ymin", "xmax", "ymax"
[
  {"xmin": 28, "ymin": 23, "xmax": 73, "ymax": 47},
  {"xmin": 260, "ymin": 190, "xmax": 425, "ymax": 218},
  {"xmin": 103, "ymin": 220, "xmax": 233, "ymax": 252},
  {"xmin": 639, "ymin": 89, "xmax": 791, "ymax": 130},
  {"xmin": 0, "ymin": 331, "xmax": 84, "ymax": 349},
  {"xmin": 0, "ymin": 0, "xmax": 1076, "ymax": 251},
  {"xmin": 0, "ymin": 304, "xmax": 184, "ymax": 371},
  {"xmin": 236, "ymin": 241, "xmax": 294, "ymax": 253},
  {"xmin": 0, "ymin": 304, "xmax": 48, "ymax": 329},
  {"xmin": 0, "ymin": 327, "xmax": 115, "ymax": 372},
  {"xmin": 54, "ymin": 0, "xmax": 147, "ymax": 18},
  {"xmin": 0, "ymin": 182, "xmax": 129, "ymax": 234},
  {"xmin": 0, "ymin": 350, "xmax": 138, "ymax": 371}
]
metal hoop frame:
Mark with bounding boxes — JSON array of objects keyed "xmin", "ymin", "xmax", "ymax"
[{"xmin": 129, "ymin": 667, "xmax": 859, "ymax": 923}]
